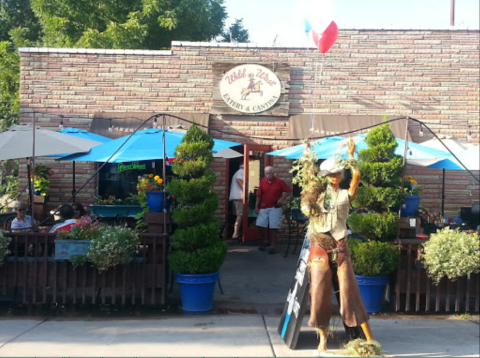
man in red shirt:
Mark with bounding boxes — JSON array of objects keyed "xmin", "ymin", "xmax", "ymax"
[{"xmin": 255, "ymin": 166, "xmax": 292, "ymax": 254}]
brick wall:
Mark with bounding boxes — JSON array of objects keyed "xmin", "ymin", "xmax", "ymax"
[{"xmin": 19, "ymin": 29, "xmax": 480, "ymax": 217}]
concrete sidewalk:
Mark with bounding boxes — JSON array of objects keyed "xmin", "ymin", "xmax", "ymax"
[{"xmin": 0, "ymin": 315, "xmax": 478, "ymax": 357}]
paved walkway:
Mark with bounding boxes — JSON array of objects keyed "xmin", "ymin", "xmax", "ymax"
[{"xmin": 0, "ymin": 315, "xmax": 478, "ymax": 357}]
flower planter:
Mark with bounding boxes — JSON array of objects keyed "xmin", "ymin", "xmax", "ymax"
[
  {"xmin": 146, "ymin": 191, "xmax": 172, "ymax": 213},
  {"xmin": 89, "ymin": 204, "xmax": 143, "ymax": 218},
  {"xmin": 176, "ymin": 272, "xmax": 219, "ymax": 312},
  {"xmin": 401, "ymin": 195, "xmax": 421, "ymax": 217},
  {"xmin": 355, "ymin": 275, "xmax": 389, "ymax": 313},
  {"xmin": 55, "ymin": 239, "xmax": 91, "ymax": 260}
]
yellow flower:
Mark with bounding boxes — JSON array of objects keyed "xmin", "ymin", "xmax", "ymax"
[
  {"xmin": 157, "ymin": 178, "xmax": 163, "ymax": 184},
  {"xmin": 411, "ymin": 180, "xmax": 417, "ymax": 184},
  {"xmin": 149, "ymin": 174, "xmax": 154, "ymax": 178},
  {"xmin": 154, "ymin": 175, "xmax": 160, "ymax": 181}
]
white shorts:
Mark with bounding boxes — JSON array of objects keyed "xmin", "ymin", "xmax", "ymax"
[{"xmin": 256, "ymin": 207, "xmax": 283, "ymax": 229}]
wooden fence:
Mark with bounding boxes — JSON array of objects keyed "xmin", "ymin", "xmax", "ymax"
[
  {"xmin": 395, "ymin": 239, "xmax": 479, "ymax": 313},
  {"xmin": 0, "ymin": 232, "xmax": 167, "ymax": 306}
]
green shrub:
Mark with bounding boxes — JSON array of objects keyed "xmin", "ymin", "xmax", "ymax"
[
  {"xmin": 350, "ymin": 240, "xmax": 399, "ymax": 276},
  {"xmin": 348, "ymin": 212, "xmax": 399, "ymax": 242},
  {"xmin": 169, "ymin": 240, "xmax": 227, "ymax": 274},
  {"xmin": 352, "ymin": 187, "xmax": 402, "ymax": 213},
  {"xmin": 420, "ymin": 228, "xmax": 480, "ymax": 284},
  {"xmin": 167, "ymin": 125, "xmax": 227, "ymax": 274},
  {"xmin": 350, "ymin": 123, "xmax": 402, "ymax": 242}
]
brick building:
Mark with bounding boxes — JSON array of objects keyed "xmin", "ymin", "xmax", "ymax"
[{"xmin": 18, "ymin": 29, "xmax": 479, "ymax": 225}]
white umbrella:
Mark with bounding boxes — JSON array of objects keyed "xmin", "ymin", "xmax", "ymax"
[
  {"xmin": 409, "ymin": 137, "xmax": 476, "ymax": 167},
  {"xmin": 0, "ymin": 124, "xmax": 103, "ymax": 160},
  {"xmin": 409, "ymin": 137, "xmax": 479, "ymax": 218},
  {"xmin": 213, "ymin": 147, "xmax": 243, "ymax": 159}
]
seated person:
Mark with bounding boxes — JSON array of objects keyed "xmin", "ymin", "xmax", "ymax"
[
  {"xmin": 49, "ymin": 204, "xmax": 77, "ymax": 234},
  {"xmin": 11, "ymin": 201, "xmax": 36, "ymax": 232},
  {"xmin": 72, "ymin": 202, "xmax": 91, "ymax": 222}
]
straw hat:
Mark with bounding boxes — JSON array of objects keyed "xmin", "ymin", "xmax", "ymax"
[{"xmin": 318, "ymin": 157, "xmax": 344, "ymax": 176}]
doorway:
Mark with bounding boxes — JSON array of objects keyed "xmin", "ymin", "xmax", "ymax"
[{"xmin": 224, "ymin": 144, "xmax": 273, "ymax": 242}]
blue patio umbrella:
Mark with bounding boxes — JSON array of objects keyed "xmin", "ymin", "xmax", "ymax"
[
  {"xmin": 267, "ymin": 136, "xmax": 345, "ymax": 158},
  {"xmin": 283, "ymin": 134, "xmax": 455, "ymax": 160},
  {"xmin": 51, "ymin": 127, "xmax": 112, "ymax": 157},
  {"xmin": 60, "ymin": 127, "xmax": 112, "ymax": 143},
  {"xmin": 52, "ymin": 128, "xmax": 112, "ymax": 200},
  {"xmin": 60, "ymin": 128, "xmax": 240, "ymax": 163}
]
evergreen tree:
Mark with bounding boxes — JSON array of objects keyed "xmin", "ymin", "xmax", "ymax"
[
  {"xmin": 218, "ymin": 18, "xmax": 249, "ymax": 42},
  {"xmin": 167, "ymin": 125, "xmax": 227, "ymax": 274},
  {"xmin": 348, "ymin": 124, "xmax": 403, "ymax": 241}
]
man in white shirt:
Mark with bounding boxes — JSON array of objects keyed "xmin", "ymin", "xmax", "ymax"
[{"xmin": 229, "ymin": 164, "xmax": 244, "ymax": 240}]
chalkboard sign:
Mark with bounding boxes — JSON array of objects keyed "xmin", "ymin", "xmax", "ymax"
[{"xmin": 277, "ymin": 236, "xmax": 311, "ymax": 349}]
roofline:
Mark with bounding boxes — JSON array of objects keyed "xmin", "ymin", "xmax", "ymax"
[
  {"xmin": 18, "ymin": 27, "xmax": 479, "ymax": 54},
  {"xmin": 18, "ymin": 48, "xmax": 172, "ymax": 55}
]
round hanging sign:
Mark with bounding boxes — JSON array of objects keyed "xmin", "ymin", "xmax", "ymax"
[{"xmin": 219, "ymin": 64, "xmax": 282, "ymax": 114}]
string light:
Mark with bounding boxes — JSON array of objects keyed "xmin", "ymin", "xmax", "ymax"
[
  {"xmin": 59, "ymin": 119, "xmax": 64, "ymax": 130},
  {"xmin": 108, "ymin": 124, "xmax": 113, "ymax": 133},
  {"xmin": 419, "ymin": 124, "xmax": 424, "ymax": 137}
]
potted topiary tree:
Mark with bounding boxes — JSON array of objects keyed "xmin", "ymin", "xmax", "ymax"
[
  {"xmin": 347, "ymin": 123, "xmax": 403, "ymax": 313},
  {"xmin": 167, "ymin": 125, "xmax": 228, "ymax": 312}
]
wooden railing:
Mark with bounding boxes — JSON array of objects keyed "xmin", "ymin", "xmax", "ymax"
[
  {"xmin": 0, "ymin": 232, "xmax": 167, "ymax": 306},
  {"xmin": 394, "ymin": 239, "xmax": 479, "ymax": 313}
]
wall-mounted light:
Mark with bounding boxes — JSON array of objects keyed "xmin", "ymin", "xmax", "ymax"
[
  {"xmin": 153, "ymin": 117, "xmax": 158, "ymax": 129},
  {"xmin": 59, "ymin": 119, "xmax": 64, "ymax": 130},
  {"xmin": 108, "ymin": 124, "xmax": 113, "ymax": 133},
  {"xmin": 467, "ymin": 126, "xmax": 472, "ymax": 141},
  {"xmin": 419, "ymin": 124, "xmax": 424, "ymax": 137}
]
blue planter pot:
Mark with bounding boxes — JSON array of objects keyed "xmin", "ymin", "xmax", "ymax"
[
  {"xmin": 55, "ymin": 239, "xmax": 91, "ymax": 260},
  {"xmin": 355, "ymin": 275, "xmax": 389, "ymax": 314},
  {"xmin": 146, "ymin": 191, "xmax": 165, "ymax": 212},
  {"xmin": 89, "ymin": 205, "xmax": 143, "ymax": 218},
  {"xmin": 401, "ymin": 195, "xmax": 421, "ymax": 217},
  {"xmin": 176, "ymin": 272, "xmax": 219, "ymax": 312}
]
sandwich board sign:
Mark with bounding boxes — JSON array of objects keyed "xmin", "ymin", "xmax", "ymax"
[{"xmin": 277, "ymin": 236, "xmax": 311, "ymax": 349}]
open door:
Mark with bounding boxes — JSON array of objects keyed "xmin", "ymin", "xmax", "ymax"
[{"xmin": 242, "ymin": 144, "xmax": 273, "ymax": 242}]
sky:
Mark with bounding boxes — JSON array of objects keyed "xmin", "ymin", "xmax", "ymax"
[{"xmin": 223, "ymin": 0, "xmax": 480, "ymax": 46}]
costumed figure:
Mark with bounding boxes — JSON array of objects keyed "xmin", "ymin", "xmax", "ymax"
[
  {"xmin": 300, "ymin": 139, "xmax": 373, "ymax": 353},
  {"xmin": 247, "ymin": 73, "xmax": 256, "ymax": 89}
]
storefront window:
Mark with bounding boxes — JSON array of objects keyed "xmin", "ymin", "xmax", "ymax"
[{"xmin": 98, "ymin": 160, "xmax": 172, "ymax": 199}]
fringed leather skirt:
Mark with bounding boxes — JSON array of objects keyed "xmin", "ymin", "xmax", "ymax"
[{"xmin": 307, "ymin": 233, "xmax": 369, "ymax": 329}]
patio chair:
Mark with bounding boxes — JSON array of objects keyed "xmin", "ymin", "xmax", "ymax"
[{"xmin": 284, "ymin": 208, "xmax": 308, "ymax": 257}]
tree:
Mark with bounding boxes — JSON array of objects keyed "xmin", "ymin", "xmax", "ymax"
[
  {"xmin": 30, "ymin": 0, "xmax": 228, "ymax": 49},
  {"xmin": 218, "ymin": 18, "xmax": 249, "ymax": 43},
  {"xmin": 347, "ymin": 124, "xmax": 403, "ymax": 241},
  {"xmin": 167, "ymin": 124, "xmax": 227, "ymax": 274},
  {"xmin": 0, "ymin": 0, "xmax": 41, "ymax": 42}
]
